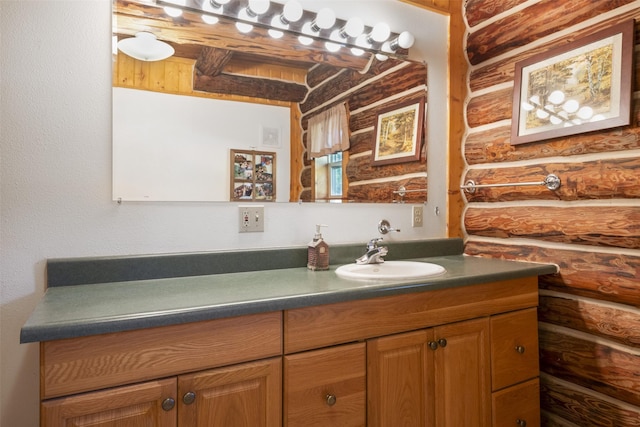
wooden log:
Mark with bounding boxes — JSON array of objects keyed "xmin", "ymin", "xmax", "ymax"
[
  {"xmin": 464, "ymin": 206, "xmax": 640, "ymax": 249},
  {"xmin": 306, "ymin": 64, "xmax": 344, "ymax": 89},
  {"xmin": 540, "ymin": 374, "xmax": 640, "ymax": 426},
  {"xmin": 465, "ymin": 124, "xmax": 640, "ymax": 165},
  {"xmin": 195, "ymin": 47, "xmax": 233, "ymax": 77},
  {"xmin": 464, "ymin": 240, "xmax": 640, "ymax": 307},
  {"xmin": 348, "ymin": 131, "xmax": 374, "ymax": 155},
  {"xmin": 346, "ymin": 155, "xmax": 426, "ymax": 182},
  {"xmin": 347, "ymin": 177, "xmax": 427, "ymax": 203},
  {"xmin": 300, "ymin": 61, "xmax": 426, "ymax": 114},
  {"xmin": 465, "ymin": 0, "xmax": 528, "ymax": 29},
  {"xmin": 462, "ymin": 157, "xmax": 640, "ymax": 202},
  {"xmin": 539, "ymin": 326, "xmax": 640, "ymax": 407},
  {"xmin": 466, "ymin": 0, "xmax": 635, "ymax": 65},
  {"xmin": 466, "ymin": 88, "xmax": 512, "ymax": 128},
  {"xmin": 539, "ymin": 294, "xmax": 640, "ymax": 347},
  {"xmin": 194, "ymin": 73, "xmax": 308, "ymax": 102},
  {"xmin": 469, "ymin": 18, "xmax": 640, "ymax": 92}
]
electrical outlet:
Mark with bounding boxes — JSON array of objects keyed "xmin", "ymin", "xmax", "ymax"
[
  {"xmin": 412, "ymin": 205, "xmax": 424, "ymax": 227},
  {"xmin": 239, "ymin": 205, "xmax": 264, "ymax": 233}
]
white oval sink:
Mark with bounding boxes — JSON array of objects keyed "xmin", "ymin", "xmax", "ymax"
[{"xmin": 335, "ymin": 260, "xmax": 446, "ymax": 281}]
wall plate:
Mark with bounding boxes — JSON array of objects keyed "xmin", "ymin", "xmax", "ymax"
[{"xmin": 239, "ymin": 206, "xmax": 264, "ymax": 232}]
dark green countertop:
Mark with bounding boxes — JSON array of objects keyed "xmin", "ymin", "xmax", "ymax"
[{"xmin": 20, "ymin": 240, "xmax": 558, "ymax": 343}]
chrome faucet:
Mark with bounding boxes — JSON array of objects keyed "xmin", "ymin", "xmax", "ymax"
[{"xmin": 356, "ymin": 238, "xmax": 388, "ymax": 265}]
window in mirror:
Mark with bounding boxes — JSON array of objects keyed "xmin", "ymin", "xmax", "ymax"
[{"xmin": 315, "ymin": 152, "xmax": 344, "ymax": 202}]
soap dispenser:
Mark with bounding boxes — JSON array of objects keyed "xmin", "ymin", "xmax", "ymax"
[{"xmin": 307, "ymin": 224, "xmax": 330, "ymax": 271}]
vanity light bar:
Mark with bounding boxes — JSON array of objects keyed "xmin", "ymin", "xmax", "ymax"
[{"xmin": 155, "ymin": 0, "xmax": 414, "ymax": 59}]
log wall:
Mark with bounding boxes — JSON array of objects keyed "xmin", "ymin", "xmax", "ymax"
[
  {"xmin": 461, "ymin": 0, "xmax": 640, "ymax": 424},
  {"xmin": 297, "ymin": 60, "xmax": 428, "ymax": 203}
]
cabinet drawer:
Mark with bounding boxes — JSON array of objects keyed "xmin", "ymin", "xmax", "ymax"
[
  {"xmin": 284, "ymin": 342, "xmax": 366, "ymax": 427},
  {"xmin": 41, "ymin": 311, "xmax": 282, "ymax": 399},
  {"xmin": 492, "ymin": 378, "xmax": 540, "ymax": 427},
  {"xmin": 285, "ymin": 277, "xmax": 538, "ymax": 353},
  {"xmin": 491, "ymin": 308, "xmax": 539, "ymax": 391}
]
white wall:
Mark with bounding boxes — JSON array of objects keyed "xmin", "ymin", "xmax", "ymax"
[{"xmin": 0, "ymin": 1, "xmax": 448, "ymax": 424}]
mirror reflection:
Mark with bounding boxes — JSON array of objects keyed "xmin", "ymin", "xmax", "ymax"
[{"xmin": 112, "ymin": 0, "xmax": 428, "ymax": 203}]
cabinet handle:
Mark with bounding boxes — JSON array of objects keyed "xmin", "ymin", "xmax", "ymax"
[
  {"xmin": 325, "ymin": 394, "xmax": 337, "ymax": 406},
  {"xmin": 516, "ymin": 419, "xmax": 527, "ymax": 427},
  {"xmin": 161, "ymin": 398, "xmax": 175, "ymax": 411},
  {"xmin": 183, "ymin": 391, "xmax": 196, "ymax": 405},
  {"xmin": 428, "ymin": 341, "xmax": 439, "ymax": 350},
  {"xmin": 515, "ymin": 345, "xmax": 526, "ymax": 354},
  {"xmin": 438, "ymin": 338, "xmax": 447, "ymax": 348}
]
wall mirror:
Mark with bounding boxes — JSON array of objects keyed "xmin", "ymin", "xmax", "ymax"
[{"xmin": 112, "ymin": 0, "xmax": 436, "ymax": 203}]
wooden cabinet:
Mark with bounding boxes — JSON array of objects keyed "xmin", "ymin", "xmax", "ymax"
[
  {"xmin": 490, "ymin": 308, "xmax": 540, "ymax": 427},
  {"xmin": 42, "ymin": 358, "xmax": 281, "ymax": 427},
  {"xmin": 39, "ymin": 277, "xmax": 541, "ymax": 427},
  {"xmin": 367, "ymin": 318, "xmax": 491, "ymax": 427},
  {"xmin": 284, "ymin": 343, "xmax": 366, "ymax": 427},
  {"xmin": 42, "ymin": 378, "xmax": 177, "ymax": 427},
  {"xmin": 178, "ymin": 358, "xmax": 282, "ymax": 427}
]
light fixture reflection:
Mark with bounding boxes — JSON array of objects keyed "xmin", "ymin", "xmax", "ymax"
[
  {"xmin": 117, "ymin": 32, "xmax": 175, "ymax": 62},
  {"xmin": 309, "ymin": 8, "xmax": 336, "ymax": 32},
  {"xmin": 163, "ymin": 0, "xmax": 185, "ymax": 17},
  {"xmin": 367, "ymin": 22, "xmax": 391, "ymax": 44}
]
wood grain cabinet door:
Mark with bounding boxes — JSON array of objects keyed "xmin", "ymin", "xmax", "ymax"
[
  {"xmin": 433, "ymin": 317, "xmax": 492, "ymax": 427},
  {"xmin": 284, "ymin": 342, "xmax": 366, "ymax": 427},
  {"xmin": 41, "ymin": 378, "xmax": 177, "ymax": 427},
  {"xmin": 490, "ymin": 308, "xmax": 539, "ymax": 391},
  {"xmin": 367, "ymin": 329, "xmax": 435, "ymax": 427},
  {"xmin": 177, "ymin": 357, "xmax": 282, "ymax": 427},
  {"xmin": 492, "ymin": 378, "xmax": 540, "ymax": 427}
]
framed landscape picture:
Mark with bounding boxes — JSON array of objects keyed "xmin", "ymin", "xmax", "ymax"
[
  {"xmin": 511, "ymin": 20, "xmax": 634, "ymax": 145},
  {"xmin": 372, "ymin": 98, "xmax": 425, "ymax": 166}
]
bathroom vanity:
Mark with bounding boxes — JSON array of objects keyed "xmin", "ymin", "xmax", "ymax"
[{"xmin": 21, "ymin": 239, "xmax": 556, "ymax": 426}]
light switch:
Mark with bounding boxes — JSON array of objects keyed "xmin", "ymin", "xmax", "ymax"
[{"xmin": 239, "ymin": 206, "xmax": 264, "ymax": 232}]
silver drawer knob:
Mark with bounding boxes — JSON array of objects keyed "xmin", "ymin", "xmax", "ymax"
[
  {"xmin": 326, "ymin": 394, "xmax": 337, "ymax": 406},
  {"xmin": 515, "ymin": 345, "xmax": 526, "ymax": 354}
]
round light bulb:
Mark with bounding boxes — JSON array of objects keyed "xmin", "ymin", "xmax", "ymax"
[
  {"xmin": 397, "ymin": 31, "xmax": 415, "ymax": 49},
  {"xmin": 202, "ymin": 0, "xmax": 221, "ymax": 24},
  {"xmin": 311, "ymin": 8, "xmax": 336, "ymax": 31},
  {"xmin": 341, "ymin": 17, "xmax": 364, "ymax": 38},
  {"xmin": 236, "ymin": 8, "xmax": 255, "ymax": 33},
  {"xmin": 375, "ymin": 53, "xmax": 388, "ymax": 61},
  {"xmin": 370, "ymin": 22, "xmax": 390, "ymax": 43},
  {"xmin": 269, "ymin": 15, "xmax": 286, "ymax": 38},
  {"xmin": 282, "ymin": 0, "xmax": 303, "ymax": 23},
  {"xmin": 247, "ymin": 0, "xmax": 270, "ymax": 15},
  {"xmin": 163, "ymin": 0, "xmax": 185, "ymax": 17},
  {"xmin": 210, "ymin": 0, "xmax": 230, "ymax": 7}
]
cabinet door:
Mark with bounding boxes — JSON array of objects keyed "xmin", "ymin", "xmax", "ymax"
[
  {"xmin": 178, "ymin": 357, "xmax": 281, "ymax": 427},
  {"xmin": 491, "ymin": 308, "xmax": 539, "ymax": 391},
  {"xmin": 433, "ymin": 318, "xmax": 491, "ymax": 427},
  {"xmin": 492, "ymin": 378, "xmax": 540, "ymax": 427},
  {"xmin": 41, "ymin": 378, "xmax": 176, "ymax": 427},
  {"xmin": 367, "ymin": 329, "xmax": 435, "ymax": 427},
  {"xmin": 284, "ymin": 342, "xmax": 366, "ymax": 427}
]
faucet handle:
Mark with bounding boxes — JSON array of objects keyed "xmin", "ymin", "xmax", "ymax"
[
  {"xmin": 367, "ymin": 237, "xmax": 383, "ymax": 250},
  {"xmin": 378, "ymin": 219, "xmax": 400, "ymax": 234}
]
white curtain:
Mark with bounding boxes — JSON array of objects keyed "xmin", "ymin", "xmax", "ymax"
[{"xmin": 308, "ymin": 103, "xmax": 350, "ymax": 159}]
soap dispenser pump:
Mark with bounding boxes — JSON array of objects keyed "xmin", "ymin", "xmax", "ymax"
[{"xmin": 307, "ymin": 224, "xmax": 330, "ymax": 271}]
